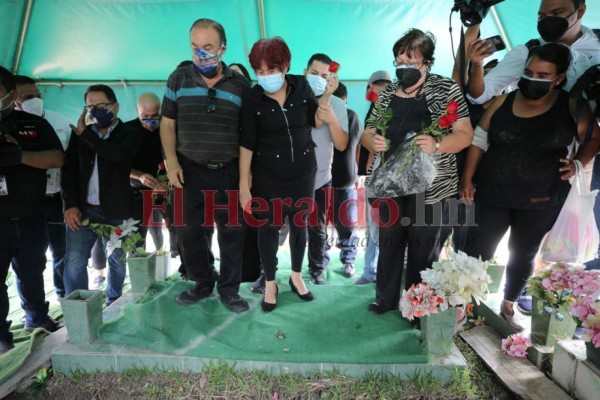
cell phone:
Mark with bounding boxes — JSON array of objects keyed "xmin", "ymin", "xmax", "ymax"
[{"xmin": 482, "ymin": 35, "xmax": 506, "ymax": 54}]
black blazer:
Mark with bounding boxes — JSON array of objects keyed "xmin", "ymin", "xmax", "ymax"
[{"xmin": 61, "ymin": 120, "xmax": 142, "ymax": 220}]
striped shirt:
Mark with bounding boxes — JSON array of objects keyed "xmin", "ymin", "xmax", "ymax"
[
  {"xmin": 161, "ymin": 64, "xmax": 250, "ymax": 163},
  {"xmin": 367, "ymin": 73, "xmax": 469, "ymax": 204}
]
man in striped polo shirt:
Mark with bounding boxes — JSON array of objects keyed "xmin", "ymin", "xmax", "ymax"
[{"xmin": 160, "ymin": 18, "xmax": 251, "ymax": 313}]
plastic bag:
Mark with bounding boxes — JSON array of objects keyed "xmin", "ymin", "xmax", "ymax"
[
  {"xmin": 366, "ymin": 131, "xmax": 439, "ymax": 200},
  {"xmin": 540, "ymin": 160, "xmax": 599, "ymax": 263}
]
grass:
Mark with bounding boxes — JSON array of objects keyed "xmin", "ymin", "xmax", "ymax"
[{"xmin": 6, "ymin": 336, "xmax": 515, "ymax": 400}]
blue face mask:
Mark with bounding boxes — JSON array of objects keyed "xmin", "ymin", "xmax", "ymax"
[
  {"xmin": 141, "ymin": 118, "xmax": 160, "ymax": 131},
  {"xmin": 90, "ymin": 107, "xmax": 115, "ymax": 129},
  {"xmin": 306, "ymin": 74, "xmax": 327, "ymax": 96},
  {"xmin": 257, "ymin": 73, "xmax": 285, "ymax": 94},
  {"xmin": 193, "ymin": 47, "xmax": 223, "ymax": 78}
]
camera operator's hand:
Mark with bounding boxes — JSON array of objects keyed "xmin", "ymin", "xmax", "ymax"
[{"xmin": 468, "ymin": 39, "xmax": 493, "ymax": 66}]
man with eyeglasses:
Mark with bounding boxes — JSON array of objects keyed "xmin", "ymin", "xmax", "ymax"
[
  {"xmin": 0, "ymin": 66, "xmax": 64, "ymax": 356},
  {"xmin": 62, "ymin": 84, "xmax": 141, "ymax": 306},
  {"xmin": 160, "ymin": 18, "xmax": 251, "ymax": 312}
]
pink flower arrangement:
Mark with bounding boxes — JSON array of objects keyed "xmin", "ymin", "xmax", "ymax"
[
  {"xmin": 571, "ymin": 300, "xmax": 600, "ymax": 348},
  {"xmin": 400, "ymin": 282, "xmax": 447, "ymax": 321},
  {"xmin": 501, "ymin": 334, "xmax": 532, "ymax": 358},
  {"xmin": 570, "ymin": 269, "xmax": 600, "ymax": 298}
]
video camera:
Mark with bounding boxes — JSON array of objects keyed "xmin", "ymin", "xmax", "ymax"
[{"xmin": 453, "ymin": 0, "xmax": 505, "ymax": 27}]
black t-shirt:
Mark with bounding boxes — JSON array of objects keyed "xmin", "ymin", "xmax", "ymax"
[
  {"xmin": 0, "ymin": 110, "xmax": 62, "ymax": 218},
  {"xmin": 332, "ymin": 109, "xmax": 362, "ymax": 188},
  {"xmin": 385, "ymin": 95, "xmax": 432, "ymax": 155},
  {"xmin": 126, "ymin": 118, "xmax": 163, "ymax": 190},
  {"xmin": 475, "ymin": 90, "xmax": 575, "ymax": 209}
]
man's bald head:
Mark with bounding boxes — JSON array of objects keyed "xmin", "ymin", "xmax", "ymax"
[{"xmin": 137, "ymin": 92, "xmax": 161, "ymax": 131}]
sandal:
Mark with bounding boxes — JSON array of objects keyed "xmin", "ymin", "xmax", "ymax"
[{"xmin": 500, "ymin": 300, "xmax": 526, "ymax": 332}]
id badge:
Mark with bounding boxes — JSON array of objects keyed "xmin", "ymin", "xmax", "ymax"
[
  {"xmin": 46, "ymin": 169, "xmax": 60, "ymax": 193},
  {"xmin": 0, "ymin": 175, "xmax": 7, "ymax": 196}
]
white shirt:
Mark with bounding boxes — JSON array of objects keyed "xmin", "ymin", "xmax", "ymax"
[
  {"xmin": 86, "ymin": 122, "xmax": 118, "ymax": 205},
  {"xmin": 44, "ymin": 109, "xmax": 71, "ymax": 194},
  {"xmin": 468, "ymin": 26, "xmax": 600, "ymax": 104}
]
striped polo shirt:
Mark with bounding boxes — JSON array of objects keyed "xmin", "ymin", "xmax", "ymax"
[{"xmin": 161, "ymin": 64, "xmax": 250, "ymax": 163}]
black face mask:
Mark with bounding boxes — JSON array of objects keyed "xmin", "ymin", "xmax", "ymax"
[
  {"xmin": 395, "ymin": 66, "xmax": 422, "ymax": 88},
  {"xmin": 537, "ymin": 9, "xmax": 578, "ymax": 42},
  {"xmin": 518, "ymin": 75, "xmax": 555, "ymax": 100}
]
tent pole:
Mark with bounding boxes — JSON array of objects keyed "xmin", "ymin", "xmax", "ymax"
[
  {"xmin": 490, "ymin": 6, "xmax": 512, "ymax": 51},
  {"xmin": 12, "ymin": 0, "xmax": 35, "ymax": 74},
  {"xmin": 257, "ymin": 0, "xmax": 267, "ymax": 39},
  {"xmin": 36, "ymin": 80, "xmax": 166, "ymax": 86}
]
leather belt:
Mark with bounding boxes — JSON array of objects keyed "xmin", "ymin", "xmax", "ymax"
[{"xmin": 196, "ymin": 159, "xmax": 237, "ymax": 170}]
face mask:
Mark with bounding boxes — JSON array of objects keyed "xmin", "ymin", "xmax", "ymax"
[
  {"xmin": 140, "ymin": 117, "xmax": 160, "ymax": 131},
  {"xmin": 395, "ymin": 65, "xmax": 422, "ymax": 88},
  {"xmin": 20, "ymin": 97, "xmax": 44, "ymax": 116},
  {"xmin": 89, "ymin": 106, "xmax": 115, "ymax": 129},
  {"xmin": 537, "ymin": 9, "xmax": 578, "ymax": 42},
  {"xmin": 307, "ymin": 74, "xmax": 327, "ymax": 96},
  {"xmin": 518, "ymin": 75, "xmax": 556, "ymax": 100},
  {"xmin": 193, "ymin": 47, "xmax": 223, "ymax": 78},
  {"xmin": 257, "ymin": 73, "xmax": 285, "ymax": 94},
  {"xmin": 0, "ymin": 91, "xmax": 14, "ymax": 122}
]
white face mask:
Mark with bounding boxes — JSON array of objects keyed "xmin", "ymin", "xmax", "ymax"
[
  {"xmin": 306, "ymin": 74, "xmax": 327, "ymax": 96},
  {"xmin": 20, "ymin": 97, "xmax": 44, "ymax": 116}
]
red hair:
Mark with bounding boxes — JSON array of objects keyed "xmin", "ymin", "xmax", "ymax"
[{"xmin": 248, "ymin": 37, "xmax": 291, "ymax": 72}]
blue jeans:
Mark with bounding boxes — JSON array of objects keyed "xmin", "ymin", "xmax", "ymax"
[
  {"xmin": 362, "ymin": 201, "xmax": 379, "ymax": 282},
  {"xmin": 1, "ymin": 215, "xmax": 52, "ymax": 342},
  {"xmin": 63, "ymin": 207, "xmax": 127, "ymax": 305},
  {"xmin": 327, "ymin": 187, "xmax": 358, "ymax": 265},
  {"xmin": 586, "ymin": 154, "xmax": 600, "ymax": 270},
  {"xmin": 45, "ymin": 194, "xmax": 66, "ymax": 297}
]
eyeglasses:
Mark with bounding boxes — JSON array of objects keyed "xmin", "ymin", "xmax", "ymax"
[
  {"xmin": 206, "ymin": 88, "xmax": 216, "ymax": 113},
  {"xmin": 393, "ymin": 60, "xmax": 421, "ymax": 68},
  {"xmin": 85, "ymin": 102, "xmax": 114, "ymax": 112}
]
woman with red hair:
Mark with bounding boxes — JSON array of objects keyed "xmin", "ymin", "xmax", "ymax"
[{"xmin": 239, "ymin": 37, "xmax": 329, "ymax": 311}]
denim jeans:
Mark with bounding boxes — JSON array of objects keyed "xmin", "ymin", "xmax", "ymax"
[
  {"xmin": 327, "ymin": 187, "xmax": 358, "ymax": 265},
  {"xmin": 1, "ymin": 215, "xmax": 52, "ymax": 342},
  {"xmin": 362, "ymin": 200, "xmax": 379, "ymax": 282},
  {"xmin": 63, "ymin": 206, "xmax": 127, "ymax": 305},
  {"xmin": 586, "ymin": 154, "xmax": 600, "ymax": 270},
  {"xmin": 44, "ymin": 194, "xmax": 66, "ymax": 297}
]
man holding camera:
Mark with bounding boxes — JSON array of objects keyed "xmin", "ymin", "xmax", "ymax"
[
  {"xmin": 0, "ymin": 66, "xmax": 65, "ymax": 356},
  {"xmin": 467, "ymin": 0, "xmax": 600, "ymax": 103}
]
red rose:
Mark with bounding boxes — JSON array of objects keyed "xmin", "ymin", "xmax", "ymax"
[
  {"xmin": 366, "ymin": 91, "xmax": 378, "ymax": 103},
  {"xmin": 328, "ymin": 61, "xmax": 341, "ymax": 73},
  {"xmin": 438, "ymin": 115, "xmax": 452, "ymax": 128},
  {"xmin": 447, "ymin": 112, "xmax": 459, "ymax": 124},
  {"xmin": 158, "ymin": 161, "xmax": 166, "ymax": 170},
  {"xmin": 447, "ymin": 100, "xmax": 459, "ymax": 114},
  {"xmin": 114, "ymin": 228, "xmax": 123, "ymax": 235}
]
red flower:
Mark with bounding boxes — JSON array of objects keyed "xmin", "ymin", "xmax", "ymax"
[
  {"xmin": 447, "ymin": 99, "xmax": 459, "ymax": 114},
  {"xmin": 438, "ymin": 115, "xmax": 452, "ymax": 128},
  {"xmin": 114, "ymin": 228, "xmax": 123, "ymax": 235},
  {"xmin": 158, "ymin": 161, "xmax": 166, "ymax": 170},
  {"xmin": 447, "ymin": 112, "xmax": 459, "ymax": 124},
  {"xmin": 366, "ymin": 91, "xmax": 378, "ymax": 103},
  {"xmin": 328, "ymin": 61, "xmax": 341, "ymax": 73}
]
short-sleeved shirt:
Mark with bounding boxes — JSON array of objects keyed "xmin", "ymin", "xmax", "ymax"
[
  {"xmin": 311, "ymin": 95, "xmax": 349, "ymax": 189},
  {"xmin": 0, "ymin": 110, "xmax": 62, "ymax": 219},
  {"xmin": 161, "ymin": 64, "xmax": 250, "ymax": 163}
]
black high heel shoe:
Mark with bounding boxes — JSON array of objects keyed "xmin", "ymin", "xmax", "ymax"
[
  {"xmin": 261, "ymin": 284, "xmax": 279, "ymax": 312},
  {"xmin": 289, "ymin": 278, "xmax": 314, "ymax": 301}
]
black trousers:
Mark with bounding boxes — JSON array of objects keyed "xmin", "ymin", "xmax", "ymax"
[
  {"xmin": 44, "ymin": 194, "xmax": 66, "ymax": 297},
  {"xmin": 307, "ymin": 181, "xmax": 332, "ymax": 274},
  {"xmin": 178, "ymin": 157, "xmax": 245, "ymax": 297},
  {"xmin": 255, "ymin": 201, "xmax": 310, "ymax": 282},
  {"xmin": 464, "ymin": 202, "xmax": 562, "ymax": 301},
  {"xmin": 375, "ymin": 195, "xmax": 448, "ymax": 310}
]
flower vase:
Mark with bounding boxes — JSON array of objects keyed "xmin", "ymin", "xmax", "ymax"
[
  {"xmin": 421, "ymin": 307, "xmax": 457, "ymax": 355},
  {"xmin": 486, "ymin": 264, "xmax": 505, "ymax": 294},
  {"xmin": 586, "ymin": 342, "xmax": 600, "ymax": 368},
  {"xmin": 530, "ymin": 296, "xmax": 577, "ymax": 347},
  {"xmin": 60, "ymin": 290, "xmax": 103, "ymax": 344},
  {"xmin": 154, "ymin": 254, "xmax": 170, "ymax": 281},
  {"xmin": 128, "ymin": 252, "xmax": 156, "ymax": 292}
]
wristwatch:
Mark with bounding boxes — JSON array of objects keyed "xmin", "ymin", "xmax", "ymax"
[{"xmin": 434, "ymin": 139, "xmax": 441, "ymax": 154}]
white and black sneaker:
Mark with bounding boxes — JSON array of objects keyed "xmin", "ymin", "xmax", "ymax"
[{"xmin": 343, "ymin": 263, "xmax": 355, "ymax": 277}]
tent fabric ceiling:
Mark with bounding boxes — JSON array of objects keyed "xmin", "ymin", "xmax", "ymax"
[{"xmin": 1, "ymin": 0, "xmax": 599, "ymax": 123}]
